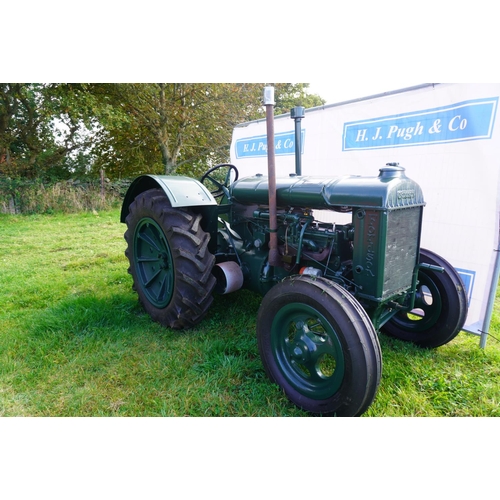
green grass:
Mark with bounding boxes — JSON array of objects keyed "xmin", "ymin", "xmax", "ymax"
[{"xmin": 1, "ymin": 209, "xmax": 499, "ymax": 416}]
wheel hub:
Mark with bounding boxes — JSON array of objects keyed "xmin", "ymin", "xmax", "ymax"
[
  {"xmin": 292, "ymin": 345, "xmax": 308, "ymax": 362},
  {"xmin": 290, "ymin": 322, "xmax": 325, "ymax": 363},
  {"xmin": 159, "ymin": 252, "xmax": 170, "ymax": 270}
]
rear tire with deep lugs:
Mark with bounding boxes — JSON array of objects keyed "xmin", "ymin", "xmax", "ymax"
[{"xmin": 124, "ymin": 188, "xmax": 216, "ymax": 329}]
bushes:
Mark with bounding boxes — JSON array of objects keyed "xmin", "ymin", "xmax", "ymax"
[{"xmin": 0, "ymin": 177, "xmax": 129, "ymax": 214}]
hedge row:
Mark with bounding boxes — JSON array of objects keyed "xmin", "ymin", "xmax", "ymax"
[{"xmin": 0, "ymin": 178, "xmax": 131, "ymax": 215}]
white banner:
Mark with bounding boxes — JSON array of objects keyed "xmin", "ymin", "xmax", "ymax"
[{"xmin": 230, "ymin": 83, "xmax": 500, "ymax": 339}]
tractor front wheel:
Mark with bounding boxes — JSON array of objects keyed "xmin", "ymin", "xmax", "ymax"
[
  {"xmin": 382, "ymin": 248, "xmax": 468, "ymax": 348},
  {"xmin": 257, "ymin": 276, "xmax": 382, "ymax": 417},
  {"xmin": 124, "ymin": 188, "xmax": 216, "ymax": 329}
]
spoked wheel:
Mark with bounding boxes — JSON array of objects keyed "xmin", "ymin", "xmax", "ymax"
[
  {"xmin": 382, "ymin": 248, "xmax": 468, "ymax": 348},
  {"xmin": 257, "ymin": 276, "xmax": 382, "ymax": 417},
  {"xmin": 200, "ymin": 163, "xmax": 239, "ymax": 200},
  {"xmin": 124, "ymin": 188, "xmax": 216, "ymax": 329}
]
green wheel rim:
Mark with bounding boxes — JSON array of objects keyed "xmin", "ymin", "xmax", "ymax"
[
  {"xmin": 133, "ymin": 217, "xmax": 174, "ymax": 309},
  {"xmin": 392, "ymin": 272, "xmax": 443, "ymax": 332},
  {"xmin": 271, "ymin": 303, "xmax": 345, "ymax": 400}
]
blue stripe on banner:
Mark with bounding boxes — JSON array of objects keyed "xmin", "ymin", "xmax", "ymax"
[
  {"xmin": 235, "ymin": 130, "xmax": 305, "ymax": 158},
  {"xmin": 343, "ymin": 97, "xmax": 498, "ymax": 151},
  {"xmin": 456, "ymin": 268, "xmax": 476, "ymax": 305}
]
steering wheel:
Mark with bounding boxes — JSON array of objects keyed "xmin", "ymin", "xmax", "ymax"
[{"xmin": 200, "ymin": 163, "xmax": 239, "ymax": 200}]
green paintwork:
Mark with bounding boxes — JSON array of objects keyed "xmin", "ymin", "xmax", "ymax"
[
  {"xmin": 122, "ymin": 165, "xmax": 427, "ymax": 331},
  {"xmin": 389, "ymin": 268, "xmax": 444, "ymax": 333},
  {"xmin": 133, "ymin": 217, "xmax": 174, "ymax": 309},
  {"xmin": 271, "ymin": 302, "xmax": 345, "ymax": 399},
  {"xmin": 230, "ymin": 166, "xmax": 425, "ymax": 210},
  {"xmin": 121, "ymin": 174, "xmax": 217, "ymax": 223}
]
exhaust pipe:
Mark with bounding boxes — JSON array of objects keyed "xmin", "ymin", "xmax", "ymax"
[
  {"xmin": 264, "ymin": 85, "xmax": 281, "ymax": 267},
  {"xmin": 213, "ymin": 261, "xmax": 244, "ymax": 294}
]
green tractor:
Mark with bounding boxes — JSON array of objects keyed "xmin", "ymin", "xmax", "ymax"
[{"xmin": 120, "ymin": 94, "xmax": 467, "ymax": 417}]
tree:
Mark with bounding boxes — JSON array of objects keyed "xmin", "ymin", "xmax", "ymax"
[
  {"xmin": 88, "ymin": 83, "xmax": 263, "ymax": 177},
  {"xmin": 273, "ymin": 83, "xmax": 326, "ymax": 114},
  {"xmin": 88, "ymin": 83, "xmax": 325, "ymax": 179},
  {"xmin": 1, "ymin": 83, "xmax": 326, "ymax": 181},
  {"xmin": 0, "ymin": 83, "xmax": 100, "ymax": 179},
  {"xmin": 1, "ymin": 83, "xmax": 50, "ymax": 177}
]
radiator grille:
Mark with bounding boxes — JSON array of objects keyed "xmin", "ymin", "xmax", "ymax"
[{"xmin": 383, "ymin": 207, "xmax": 421, "ymax": 298}]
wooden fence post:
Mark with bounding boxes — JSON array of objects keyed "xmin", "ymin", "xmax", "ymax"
[{"xmin": 100, "ymin": 169, "xmax": 105, "ymax": 200}]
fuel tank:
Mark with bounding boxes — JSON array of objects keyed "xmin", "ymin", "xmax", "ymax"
[{"xmin": 230, "ymin": 165, "xmax": 425, "ymax": 211}]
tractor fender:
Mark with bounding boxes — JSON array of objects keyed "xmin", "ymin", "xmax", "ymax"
[{"xmin": 120, "ymin": 174, "xmax": 217, "ymax": 222}]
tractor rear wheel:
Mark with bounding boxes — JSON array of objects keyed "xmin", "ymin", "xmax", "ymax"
[
  {"xmin": 124, "ymin": 188, "xmax": 216, "ymax": 329},
  {"xmin": 257, "ymin": 276, "xmax": 382, "ymax": 417},
  {"xmin": 382, "ymin": 248, "xmax": 468, "ymax": 348}
]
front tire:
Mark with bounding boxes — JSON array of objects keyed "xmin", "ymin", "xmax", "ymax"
[
  {"xmin": 257, "ymin": 276, "xmax": 382, "ymax": 417},
  {"xmin": 382, "ymin": 248, "xmax": 468, "ymax": 348},
  {"xmin": 124, "ymin": 188, "xmax": 216, "ymax": 329}
]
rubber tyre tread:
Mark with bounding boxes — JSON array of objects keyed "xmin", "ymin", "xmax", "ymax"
[
  {"xmin": 257, "ymin": 276, "xmax": 382, "ymax": 417},
  {"xmin": 382, "ymin": 248, "xmax": 468, "ymax": 348},
  {"xmin": 124, "ymin": 188, "xmax": 216, "ymax": 329}
]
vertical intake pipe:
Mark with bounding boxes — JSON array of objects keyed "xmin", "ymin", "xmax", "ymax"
[
  {"xmin": 264, "ymin": 86, "xmax": 281, "ymax": 267},
  {"xmin": 291, "ymin": 106, "xmax": 305, "ymax": 176}
]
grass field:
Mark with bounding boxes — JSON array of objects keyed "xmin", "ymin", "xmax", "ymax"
[{"xmin": 1, "ymin": 209, "xmax": 499, "ymax": 417}]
